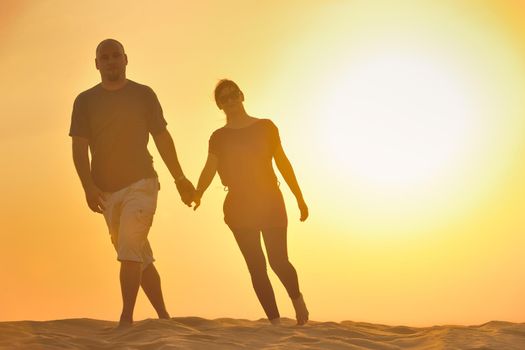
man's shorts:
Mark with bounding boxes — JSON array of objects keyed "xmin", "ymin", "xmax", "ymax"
[{"xmin": 102, "ymin": 177, "xmax": 159, "ymax": 269}]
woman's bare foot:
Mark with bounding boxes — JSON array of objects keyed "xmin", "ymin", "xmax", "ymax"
[
  {"xmin": 269, "ymin": 317, "xmax": 281, "ymax": 326},
  {"xmin": 292, "ymin": 294, "xmax": 309, "ymax": 325}
]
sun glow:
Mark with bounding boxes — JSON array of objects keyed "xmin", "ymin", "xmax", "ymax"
[
  {"xmin": 318, "ymin": 49, "xmax": 480, "ymax": 195},
  {"xmin": 258, "ymin": 0, "xmax": 525, "ymax": 238}
]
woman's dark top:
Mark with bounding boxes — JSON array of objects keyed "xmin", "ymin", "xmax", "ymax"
[{"xmin": 208, "ymin": 119, "xmax": 287, "ymax": 229}]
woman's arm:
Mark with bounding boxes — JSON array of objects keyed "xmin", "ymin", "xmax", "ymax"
[
  {"xmin": 193, "ymin": 152, "xmax": 219, "ymax": 210},
  {"xmin": 274, "ymin": 143, "xmax": 309, "ymax": 221}
]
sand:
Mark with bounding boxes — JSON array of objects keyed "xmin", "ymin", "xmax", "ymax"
[{"xmin": 1, "ymin": 317, "xmax": 524, "ymax": 349}]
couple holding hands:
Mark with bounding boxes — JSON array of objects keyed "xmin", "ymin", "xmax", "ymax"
[{"xmin": 70, "ymin": 39, "xmax": 309, "ymax": 328}]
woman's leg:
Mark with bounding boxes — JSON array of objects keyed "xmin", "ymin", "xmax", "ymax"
[
  {"xmin": 262, "ymin": 227, "xmax": 300, "ymax": 299},
  {"xmin": 231, "ymin": 228, "xmax": 280, "ymax": 321},
  {"xmin": 263, "ymin": 227, "xmax": 309, "ymax": 325}
]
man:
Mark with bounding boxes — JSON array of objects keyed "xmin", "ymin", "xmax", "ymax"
[{"xmin": 69, "ymin": 39, "xmax": 194, "ymax": 327}]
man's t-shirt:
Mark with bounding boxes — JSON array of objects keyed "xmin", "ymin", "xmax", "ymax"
[{"xmin": 69, "ymin": 80, "xmax": 167, "ymax": 192}]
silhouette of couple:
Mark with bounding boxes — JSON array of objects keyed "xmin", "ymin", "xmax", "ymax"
[{"xmin": 69, "ymin": 39, "xmax": 309, "ymax": 327}]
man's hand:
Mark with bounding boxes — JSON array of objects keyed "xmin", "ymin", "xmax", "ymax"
[
  {"xmin": 298, "ymin": 199, "xmax": 309, "ymax": 222},
  {"xmin": 84, "ymin": 184, "xmax": 106, "ymax": 213},
  {"xmin": 175, "ymin": 178, "xmax": 196, "ymax": 207}
]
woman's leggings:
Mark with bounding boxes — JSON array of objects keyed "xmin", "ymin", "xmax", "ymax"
[{"xmin": 230, "ymin": 227, "xmax": 301, "ymax": 320}]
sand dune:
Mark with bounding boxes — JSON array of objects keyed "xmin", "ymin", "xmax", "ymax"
[{"xmin": 1, "ymin": 317, "xmax": 524, "ymax": 349}]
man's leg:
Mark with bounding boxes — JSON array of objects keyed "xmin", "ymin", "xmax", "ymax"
[
  {"xmin": 101, "ymin": 189, "xmax": 141, "ymax": 327},
  {"xmin": 117, "ymin": 178, "xmax": 162, "ymax": 325},
  {"xmin": 119, "ymin": 260, "xmax": 142, "ymax": 326},
  {"xmin": 141, "ymin": 263, "xmax": 170, "ymax": 319}
]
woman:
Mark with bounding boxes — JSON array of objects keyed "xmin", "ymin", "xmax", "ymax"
[{"xmin": 193, "ymin": 79, "xmax": 309, "ymax": 325}]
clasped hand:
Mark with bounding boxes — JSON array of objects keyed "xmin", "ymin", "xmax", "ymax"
[{"xmin": 175, "ymin": 178, "xmax": 196, "ymax": 207}]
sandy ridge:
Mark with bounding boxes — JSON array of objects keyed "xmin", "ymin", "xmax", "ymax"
[{"xmin": 0, "ymin": 318, "xmax": 524, "ymax": 349}]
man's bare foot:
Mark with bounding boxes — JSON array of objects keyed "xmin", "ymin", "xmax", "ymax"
[
  {"xmin": 118, "ymin": 314, "xmax": 133, "ymax": 328},
  {"xmin": 158, "ymin": 310, "xmax": 170, "ymax": 319},
  {"xmin": 292, "ymin": 294, "xmax": 309, "ymax": 325}
]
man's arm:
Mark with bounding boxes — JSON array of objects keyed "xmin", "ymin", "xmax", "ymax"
[
  {"xmin": 193, "ymin": 152, "xmax": 218, "ymax": 210},
  {"xmin": 72, "ymin": 136, "xmax": 105, "ymax": 213},
  {"xmin": 273, "ymin": 144, "xmax": 309, "ymax": 221},
  {"xmin": 152, "ymin": 129, "xmax": 195, "ymax": 206}
]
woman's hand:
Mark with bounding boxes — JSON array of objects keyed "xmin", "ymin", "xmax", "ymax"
[
  {"xmin": 193, "ymin": 189, "xmax": 203, "ymax": 211},
  {"xmin": 298, "ymin": 198, "xmax": 309, "ymax": 222},
  {"xmin": 194, "ymin": 153, "xmax": 218, "ymax": 211}
]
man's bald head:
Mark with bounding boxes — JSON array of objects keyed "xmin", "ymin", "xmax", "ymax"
[
  {"xmin": 96, "ymin": 39, "xmax": 125, "ymax": 57},
  {"xmin": 95, "ymin": 38, "xmax": 128, "ymax": 84}
]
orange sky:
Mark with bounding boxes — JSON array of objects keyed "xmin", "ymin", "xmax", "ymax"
[{"xmin": 2, "ymin": 0, "xmax": 525, "ymax": 326}]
